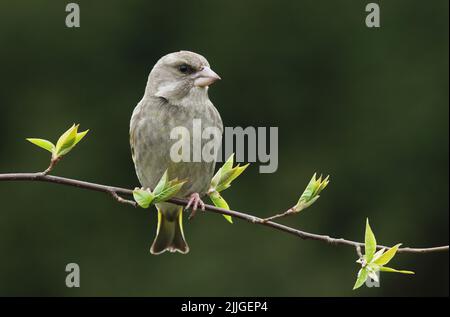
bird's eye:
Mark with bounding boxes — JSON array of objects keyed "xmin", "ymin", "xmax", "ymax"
[{"xmin": 178, "ymin": 64, "xmax": 191, "ymax": 74}]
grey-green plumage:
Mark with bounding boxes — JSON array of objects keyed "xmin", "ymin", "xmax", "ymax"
[{"xmin": 130, "ymin": 51, "xmax": 223, "ymax": 254}]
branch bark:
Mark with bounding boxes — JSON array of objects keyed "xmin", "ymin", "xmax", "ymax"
[{"xmin": 0, "ymin": 172, "xmax": 448, "ymax": 254}]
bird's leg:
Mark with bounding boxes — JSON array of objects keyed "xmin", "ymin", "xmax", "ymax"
[{"xmin": 185, "ymin": 192, "xmax": 206, "ymax": 220}]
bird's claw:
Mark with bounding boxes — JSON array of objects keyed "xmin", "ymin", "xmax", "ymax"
[{"xmin": 186, "ymin": 193, "xmax": 205, "ymax": 220}]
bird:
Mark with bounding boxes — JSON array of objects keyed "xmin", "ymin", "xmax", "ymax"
[{"xmin": 130, "ymin": 51, "xmax": 223, "ymax": 254}]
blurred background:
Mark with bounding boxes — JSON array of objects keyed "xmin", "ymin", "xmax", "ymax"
[{"xmin": 0, "ymin": 0, "xmax": 448, "ymax": 296}]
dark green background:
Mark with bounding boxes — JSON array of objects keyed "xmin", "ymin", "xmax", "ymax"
[{"xmin": 0, "ymin": 0, "xmax": 448, "ymax": 296}]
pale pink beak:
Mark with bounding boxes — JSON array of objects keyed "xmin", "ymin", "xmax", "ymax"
[{"xmin": 193, "ymin": 66, "xmax": 221, "ymax": 87}]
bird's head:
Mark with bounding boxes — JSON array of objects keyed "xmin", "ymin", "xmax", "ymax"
[{"xmin": 146, "ymin": 51, "xmax": 221, "ymax": 103}]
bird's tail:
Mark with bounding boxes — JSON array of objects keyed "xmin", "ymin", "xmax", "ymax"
[{"xmin": 150, "ymin": 206, "xmax": 189, "ymax": 255}]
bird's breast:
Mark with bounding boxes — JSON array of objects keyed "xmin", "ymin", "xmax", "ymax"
[{"xmin": 130, "ymin": 96, "xmax": 223, "ymax": 197}]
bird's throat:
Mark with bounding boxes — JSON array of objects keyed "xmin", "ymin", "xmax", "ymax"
[{"xmin": 176, "ymin": 86, "xmax": 210, "ymax": 108}]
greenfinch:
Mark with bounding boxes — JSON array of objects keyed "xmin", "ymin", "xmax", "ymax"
[{"xmin": 130, "ymin": 51, "xmax": 223, "ymax": 254}]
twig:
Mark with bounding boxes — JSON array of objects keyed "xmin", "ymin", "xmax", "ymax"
[
  {"xmin": 356, "ymin": 245, "xmax": 363, "ymax": 258},
  {"xmin": 262, "ymin": 206, "xmax": 296, "ymax": 222},
  {"xmin": 0, "ymin": 172, "xmax": 448, "ymax": 254},
  {"xmin": 110, "ymin": 191, "xmax": 137, "ymax": 207},
  {"xmin": 42, "ymin": 157, "xmax": 61, "ymax": 175}
]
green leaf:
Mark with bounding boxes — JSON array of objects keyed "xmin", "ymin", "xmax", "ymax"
[
  {"xmin": 210, "ymin": 155, "xmax": 234, "ymax": 191},
  {"xmin": 354, "ymin": 220, "xmax": 414, "ymax": 288},
  {"xmin": 293, "ymin": 195, "xmax": 320, "ymax": 212},
  {"xmin": 353, "ymin": 268, "xmax": 368, "ymax": 290},
  {"xmin": 318, "ymin": 175, "xmax": 330, "ymax": 193},
  {"xmin": 74, "ymin": 130, "xmax": 89, "ymax": 146},
  {"xmin": 228, "ymin": 164, "xmax": 249, "ymax": 182},
  {"xmin": 55, "ymin": 124, "xmax": 78, "ymax": 156},
  {"xmin": 26, "ymin": 138, "xmax": 55, "ymax": 153},
  {"xmin": 154, "ymin": 179, "xmax": 186, "ymax": 203},
  {"xmin": 364, "ymin": 218, "xmax": 377, "ymax": 262},
  {"xmin": 311, "ymin": 174, "xmax": 323, "ymax": 197},
  {"xmin": 27, "ymin": 124, "xmax": 88, "ymax": 158},
  {"xmin": 209, "ymin": 191, "xmax": 233, "ymax": 223},
  {"xmin": 209, "ymin": 154, "xmax": 249, "ymax": 193},
  {"xmin": 210, "ymin": 167, "xmax": 222, "ymax": 189},
  {"xmin": 372, "ymin": 248, "xmax": 386, "ymax": 262},
  {"xmin": 366, "ymin": 265, "xmax": 379, "ymax": 283},
  {"xmin": 153, "ymin": 170, "xmax": 169, "ymax": 196},
  {"xmin": 208, "ymin": 154, "xmax": 248, "ymax": 222},
  {"xmin": 292, "ymin": 173, "xmax": 330, "ymax": 212},
  {"xmin": 373, "ymin": 243, "xmax": 402, "ymax": 266},
  {"xmin": 299, "ymin": 173, "xmax": 317, "ymax": 202},
  {"xmin": 379, "ymin": 267, "xmax": 415, "ymax": 274},
  {"xmin": 215, "ymin": 164, "xmax": 249, "ymax": 192},
  {"xmin": 133, "ymin": 189, "xmax": 155, "ymax": 208},
  {"xmin": 133, "ymin": 171, "xmax": 186, "ymax": 207},
  {"xmin": 221, "ymin": 153, "xmax": 235, "ymax": 174}
]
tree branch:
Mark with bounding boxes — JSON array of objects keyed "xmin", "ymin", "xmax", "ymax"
[
  {"xmin": 262, "ymin": 207, "xmax": 297, "ymax": 222},
  {"xmin": 0, "ymin": 172, "xmax": 448, "ymax": 254}
]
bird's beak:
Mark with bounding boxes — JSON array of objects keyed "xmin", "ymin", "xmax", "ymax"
[{"xmin": 193, "ymin": 66, "xmax": 221, "ymax": 87}]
